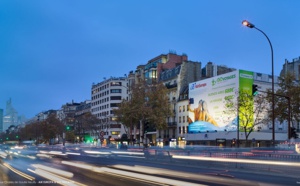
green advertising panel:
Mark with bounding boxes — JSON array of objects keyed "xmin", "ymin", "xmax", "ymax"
[{"xmin": 238, "ymin": 70, "xmax": 254, "ymax": 131}]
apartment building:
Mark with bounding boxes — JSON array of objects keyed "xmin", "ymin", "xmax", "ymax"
[
  {"xmin": 280, "ymin": 57, "xmax": 300, "ymax": 80},
  {"xmin": 91, "ymin": 77, "xmax": 128, "ymax": 145}
]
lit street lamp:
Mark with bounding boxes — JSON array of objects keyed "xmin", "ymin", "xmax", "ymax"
[{"xmin": 242, "ymin": 20, "xmax": 275, "ymax": 145}]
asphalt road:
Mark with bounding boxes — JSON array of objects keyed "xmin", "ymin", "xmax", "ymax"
[{"xmin": 0, "ymin": 147, "xmax": 299, "ymax": 186}]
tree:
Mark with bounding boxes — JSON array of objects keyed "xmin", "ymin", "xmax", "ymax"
[
  {"xmin": 18, "ymin": 121, "xmax": 38, "ymax": 142},
  {"xmin": 114, "ymin": 80, "xmax": 150, "ymax": 144},
  {"xmin": 74, "ymin": 112, "xmax": 100, "ymax": 140},
  {"xmin": 40, "ymin": 113, "xmax": 64, "ymax": 144},
  {"xmin": 147, "ymin": 82, "xmax": 173, "ymax": 130},
  {"xmin": 224, "ymin": 90, "xmax": 269, "ymax": 146},
  {"xmin": 266, "ymin": 73, "xmax": 300, "ymax": 133},
  {"xmin": 114, "ymin": 80, "xmax": 173, "ymax": 143}
]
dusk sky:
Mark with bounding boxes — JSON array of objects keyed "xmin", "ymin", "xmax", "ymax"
[{"xmin": 1, "ymin": 0, "xmax": 299, "ymax": 118}]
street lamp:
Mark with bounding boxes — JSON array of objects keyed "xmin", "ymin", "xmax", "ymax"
[{"xmin": 242, "ymin": 20, "xmax": 275, "ymax": 145}]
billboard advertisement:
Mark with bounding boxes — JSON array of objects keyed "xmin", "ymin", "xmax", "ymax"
[{"xmin": 188, "ymin": 70, "xmax": 253, "ymax": 133}]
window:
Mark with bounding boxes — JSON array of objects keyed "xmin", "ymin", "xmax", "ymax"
[
  {"xmin": 183, "ymin": 126, "xmax": 186, "ymax": 134},
  {"xmin": 111, "ymin": 82, "xmax": 122, "ymax": 86},
  {"xmin": 179, "ymin": 116, "xmax": 181, "ymax": 123},
  {"xmin": 110, "ymin": 96, "xmax": 122, "ymax": 100},
  {"xmin": 111, "ymin": 131, "xmax": 120, "ymax": 135},
  {"xmin": 183, "ymin": 105, "xmax": 185, "ymax": 112},
  {"xmin": 268, "ymin": 75, "xmax": 272, "ymax": 82},
  {"xmin": 111, "ymin": 89, "xmax": 121, "ymax": 93},
  {"xmin": 179, "ymin": 106, "xmax": 182, "ymax": 112},
  {"xmin": 110, "ymin": 103, "xmax": 118, "ymax": 107},
  {"xmin": 183, "ymin": 116, "xmax": 185, "ymax": 123},
  {"xmin": 178, "ymin": 127, "xmax": 181, "ymax": 134}
]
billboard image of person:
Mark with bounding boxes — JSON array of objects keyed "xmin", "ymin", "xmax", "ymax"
[{"xmin": 188, "ymin": 99, "xmax": 218, "ymax": 127}]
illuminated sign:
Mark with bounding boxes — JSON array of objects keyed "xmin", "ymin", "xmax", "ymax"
[{"xmin": 188, "ymin": 70, "xmax": 254, "ymax": 133}]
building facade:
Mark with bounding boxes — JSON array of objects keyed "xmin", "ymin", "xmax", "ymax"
[
  {"xmin": 91, "ymin": 77, "xmax": 128, "ymax": 146},
  {"xmin": 280, "ymin": 57, "xmax": 300, "ymax": 80},
  {"xmin": 202, "ymin": 62, "xmax": 236, "ymax": 79},
  {"xmin": 128, "ymin": 52, "xmax": 197, "ymax": 147},
  {"xmin": 159, "ymin": 60, "xmax": 202, "ymax": 146}
]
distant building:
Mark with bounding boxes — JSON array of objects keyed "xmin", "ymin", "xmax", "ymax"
[
  {"xmin": 280, "ymin": 56, "xmax": 300, "ymax": 80},
  {"xmin": 201, "ymin": 61, "xmax": 236, "ymax": 79},
  {"xmin": 75, "ymin": 100, "xmax": 91, "ymax": 116},
  {"xmin": 3, "ymin": 98, "xmax": 18, "ymax": 132}
]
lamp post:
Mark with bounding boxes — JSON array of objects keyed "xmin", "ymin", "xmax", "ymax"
[{"xmin": 242, "ymin": 20, "xmax": 275, "ymax": 145}]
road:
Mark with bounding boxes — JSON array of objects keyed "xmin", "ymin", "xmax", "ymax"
[{"xmin": 0, "ymin": 146, "xmax": 299, "ymax": 186}]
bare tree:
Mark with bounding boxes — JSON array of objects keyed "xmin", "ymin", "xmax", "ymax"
[{"xmin": 74, "ymin": 112, "xmax": 100, "ymax": 141}]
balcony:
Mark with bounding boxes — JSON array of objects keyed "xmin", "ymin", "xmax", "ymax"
[
  {"xmin": 110, "ymin": 124, "xmax": 121, "ymax": 129},
  {"xmin": 167, "ymin": 122, "xmax": 177, "ymax": 127}
]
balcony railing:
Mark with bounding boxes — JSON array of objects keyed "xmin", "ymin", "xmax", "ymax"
[{"xmin": 167, "ymin": 122, "xmax": 177, "ymax": 127}]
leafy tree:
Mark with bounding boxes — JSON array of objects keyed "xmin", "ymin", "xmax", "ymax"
[
  {"xmin": 266, "ymin": 73, "xmax": 300, "ymax": 137},
  {"xmin": 224, "ymin": 90, "xmax": 269, "ymax": 146},
  {"xmin": 114, "ymin": 80, "xmax": 172, "ymax": 142},
  {"xmin": 147, "ymin": 82, "xmax": 173, "ymax": 130},
  {"xmin": 114, "ymin": 80, "xmax": 149, "ymax": 143}
]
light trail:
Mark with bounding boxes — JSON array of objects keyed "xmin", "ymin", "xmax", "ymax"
[
  {"xmin": 172, "ymin": 155, "xmax": 300, "ymax": 167},
  {"xmin": 3, "ymin": 163, "xmax": 35, "ymax": 181},
  {"xmin": 28, "ymin": 168, "xmax": 86, "ymax": 186},
  {"xmin": 31, "ymin": 164, "xmax": 74, "ymax": 178},
  {"xmin": 83, "ymin": 150, "xmax": 111, "ymax": 155},
  {"xmin": 61, "ymin": 161, "xmax": 207, "ymax": 186}
]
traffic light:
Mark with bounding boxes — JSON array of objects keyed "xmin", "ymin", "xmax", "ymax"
[
  {"xmin": 66, "ymin": 126, "xmax": 70, "ymax": 130},
  {"xmin": 291, "ymin": 127, "xmax": 299, "ymax": 139},
  {"xmin": 252, "ymin": 84, "xmax": 258, "ymax": 96},
  {"xmin": 144, "ymin": 122, "xmax": 149, "ymax": 134},
  {"xmin": 231, "ymin": 138, "xmax": 236, "ymax": 146}
]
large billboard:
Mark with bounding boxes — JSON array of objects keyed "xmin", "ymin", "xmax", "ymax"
[{"xmin": 188, "ymin": 70, "xmax": 253, "ymax": 133}]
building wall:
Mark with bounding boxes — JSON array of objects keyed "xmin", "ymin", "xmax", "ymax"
[
  {"xmin": 202, "ymin": 62, "xmax": 236, "ymax": 79},
  {"xmin": 157, "ymin": 53, "xmax": 188, "ymax": 80},
  {"xmin": 158, "ymin": 60, "xmax": 201, "ymax": 146},
  {"xmin": 91, "ymin": 77, "xmax": 128, "ymax": 142}
]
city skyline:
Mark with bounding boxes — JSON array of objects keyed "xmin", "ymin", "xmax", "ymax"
[{"xmin": 1, "ymin": 1, "xmax": 300, "ymax": 118}]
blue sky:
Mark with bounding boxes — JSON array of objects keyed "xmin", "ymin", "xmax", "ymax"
[{"xmin": 1, "ymin": 0, "xmax": 300, "ymax": 118}]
